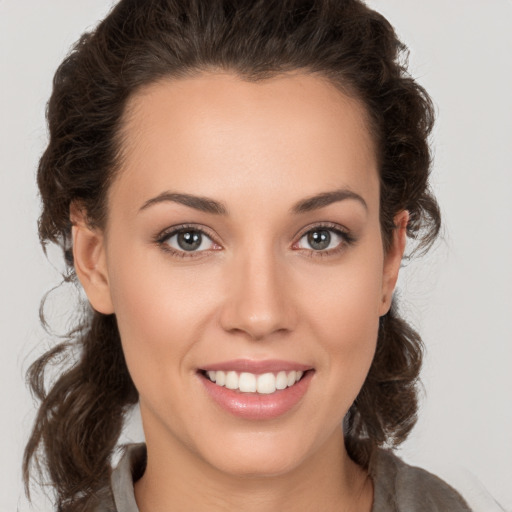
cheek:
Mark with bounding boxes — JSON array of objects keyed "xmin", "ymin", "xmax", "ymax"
[
  {"xmin": 300, "ymin": 250, "xmax": 384, "ymax": 392},
  {"xmin": 303, "ymin": 251, "xmax": 383, "ymax": 339},
  {"xmin": 318, "ymin": 283, "xmax": 380, "ymax": 377},
  {"xmin": 105, "ymin": 243, "xmax": 228, "ymax": 392}
]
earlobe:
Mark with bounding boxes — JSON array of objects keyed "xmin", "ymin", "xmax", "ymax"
[
  {"xmin": 70, "ymin": 203, "xmax": 114, "ymax": 315},
  {"xmin": 379, "ymin": 210, "xmax": 409, "ymax": 316}
]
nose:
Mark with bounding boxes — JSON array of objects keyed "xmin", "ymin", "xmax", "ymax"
[{"xmin": 219, "ymin": 247, "xmax": 298, "ymax": 341}]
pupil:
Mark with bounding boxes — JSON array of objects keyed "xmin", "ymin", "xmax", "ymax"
[
  {"xmin": 308, "ymin": 230, "xmax": 331, "ymax": 250},
  {"xmin": 177, "ymin": 231, "xmax": 202, "ymax": 251}
]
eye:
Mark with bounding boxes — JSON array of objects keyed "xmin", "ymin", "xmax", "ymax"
[
  {"xmin": 295, "ymin": 225, "xmax": 353, "ymax": 254},
  {"xmin": 159, "ymin": 227, "xmax": 219, "ymax": 255}
]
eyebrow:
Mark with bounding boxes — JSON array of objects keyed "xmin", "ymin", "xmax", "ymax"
[
  {"xmin": 139, "ymin": 188, "xmax": 367, "ymax": 216},
  {"xmin": 291, "ymin": 189, "xmax": 367, "ymax": 214},
  {"xmin": 139, "ymin": 192, "xmax": 228, "ymax": 215}
]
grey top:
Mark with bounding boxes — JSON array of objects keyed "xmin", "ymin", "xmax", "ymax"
[{"xmin": 96, "ymin": 443, "xmax": 471, "ymax": 511}]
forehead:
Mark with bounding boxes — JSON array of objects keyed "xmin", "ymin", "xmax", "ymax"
[{"xmin": 111, "ymin": 72, "xmax": 379, "ymax": 215}]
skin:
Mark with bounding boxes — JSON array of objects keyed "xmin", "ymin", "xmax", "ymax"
[{"xmin": 72, "ymin": 72, "xmax": 408, "ymax": 512}]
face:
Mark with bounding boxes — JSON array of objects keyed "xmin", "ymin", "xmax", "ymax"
[{"xmin": 73, "ymin": 72, "xmax": 406, "ymax": 478}]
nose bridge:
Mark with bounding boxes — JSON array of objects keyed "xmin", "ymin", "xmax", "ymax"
[{"xmin": 220, "ymin": 240, "xmax": 295, "ymax": 340}]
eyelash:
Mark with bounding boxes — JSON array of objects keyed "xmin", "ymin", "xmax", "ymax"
[
  {"xmin": 155, "ymin": 224, "xmax": 220, "ymax": 259},
  {"xmin": 154, "ymin": 222, "xmax": 356, "ymax": 259},
  {"xmin": 294, "ymin": 222, "xmax": 356, "ymax": 258}
]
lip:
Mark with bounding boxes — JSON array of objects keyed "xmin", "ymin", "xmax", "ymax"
[
  {"xmin": 198, "ymin": 362, "xmax": 314, "ymax": 421},
  {"xmin": 200, "ymin": 359, "xmax": 313, "ymax": 374}
]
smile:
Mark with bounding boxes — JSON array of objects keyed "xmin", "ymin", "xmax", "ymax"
[
  {"xmin": 205, "ymin": 370, "xmax": 304, "ymax": 394},
  {"xmin": 198, "ymin": 361, "xmax": 314, "ymax": 420}
]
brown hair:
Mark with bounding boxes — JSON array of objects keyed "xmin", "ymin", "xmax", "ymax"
[{"xmin": 24, "ymin": 0, "xmax": 439, "ymax": 509}]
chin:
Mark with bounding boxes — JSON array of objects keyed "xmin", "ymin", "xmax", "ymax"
[
  {"xmin": 195, "ymin": 427, "xmax": 330, "ymax": 479},
  {"xmin": 207, "ymin": 448, "xmax": 305, "ymax": 479}
]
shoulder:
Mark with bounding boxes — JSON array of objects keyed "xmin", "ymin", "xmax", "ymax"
[
  {"xmin": 71, "ymin": 486, "xmax": 117, "ymax": 512},
  {"xmin": 369, "ymin": 449, "xmax": 472, "ymax": 512},
  {"xmin": 89, "ymin": 444, "xmax": 146, "ymax": 512},
  {"xmin": 88, "ymin": 489, "xmax": 117, "ymax": 512},
  {"xmin": 89, "ymin": 444, "xmax": 473, "ymax": 512}
]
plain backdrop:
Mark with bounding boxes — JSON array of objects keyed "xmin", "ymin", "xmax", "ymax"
[{"xmin": 1, "ymin": 1, "xmax": 511, "ymax": 511}]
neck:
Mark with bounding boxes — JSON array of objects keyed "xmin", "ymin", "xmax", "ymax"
[{"xmin": 134, "ymin": 426, "xmax": 373, "ymax": 512}]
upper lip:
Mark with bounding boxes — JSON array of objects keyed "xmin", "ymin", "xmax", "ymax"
[{"xmin": 200, "ymin": 359, "xmax": 313, "ymax": 374}]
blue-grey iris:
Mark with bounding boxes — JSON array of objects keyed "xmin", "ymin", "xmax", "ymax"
[
  {"xmin": 177, "ymin": 230, "xmax": 202, "ymax": 251},
  {"xmin": 308, "ymin": 230, "xmax": 331, "ymax": 250}
]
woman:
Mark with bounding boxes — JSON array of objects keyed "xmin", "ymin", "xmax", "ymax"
[{"xmin": 23, "ymin": 0, "xmax": 472, "ymax": 510}]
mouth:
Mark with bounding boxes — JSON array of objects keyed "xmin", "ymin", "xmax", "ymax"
[
  {"xmin": 200, "ymin": 369, "xmax": 307, "ymax": 395},
  {"xmin": 197, "ymin": 359, "xmax": 314, "ymax": 420}
]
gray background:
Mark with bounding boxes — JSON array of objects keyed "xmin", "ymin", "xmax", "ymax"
[{"xmin": 1, "ymin": 1, "xmax": 511, "ymax": 510}]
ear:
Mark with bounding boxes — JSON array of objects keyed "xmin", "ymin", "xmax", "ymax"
[
  {"xmin": 379, "ymin": 210, "xmax": 409, "ymax": 316},
  {"xmin": 70, "ymin": 202, "xmax": 114, "ymax": 315}
]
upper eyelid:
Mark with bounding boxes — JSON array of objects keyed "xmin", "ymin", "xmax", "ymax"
[
  {"xmin": 294, "ymin": 221, "xmax": 350, "ymax": 239},
  {"xmin": 295, "ymin": 225, "xmax": 351, "ymax": 247},
  {"xmin": 157, "ymin": 223, "xmax": 218, "ymax": 242},
  {"xmin": 158, "ymin": 221, "xmax": 348, "ymax": 237},
  {"xmin": 155, "ymin": 222, "xmax": 352, "ymax": 252},
  {"xmin": 156, "ymin": 225, "xmax": 219, "ymax": 257}
]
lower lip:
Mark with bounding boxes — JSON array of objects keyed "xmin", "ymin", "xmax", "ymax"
[{"xmin": 199, "ymin": 371, "xmax": 313, "ymax": 420}]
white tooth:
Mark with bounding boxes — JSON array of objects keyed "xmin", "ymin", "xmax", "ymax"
[
  {"xmin": 287, "ymin": 371, "xmax": 297, "ymax": 387},
  {"xmin": 207, "ymin": 371, "xmax": 216, "ymax": 382},
  {"xmin": 239, "ymin": 372, "xmax": 257, "ymax": 392},
  {"xmin": 225, "ymin": 371, "xmax": 239, "ymax": 390},
  {"xmin": 215, "ymin": 370, "xmax": 226, "ymax": 386},
  {"xmin": 296, "ymin": 371, "xmax": 303, "ymax": 382},
  {"xmin": 257, "ymin": 373, "xmax": 277, "ymax": 394},
  {"xmin": 275, "ymin": 371, "xmax": 288, "ymax": 390}
]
